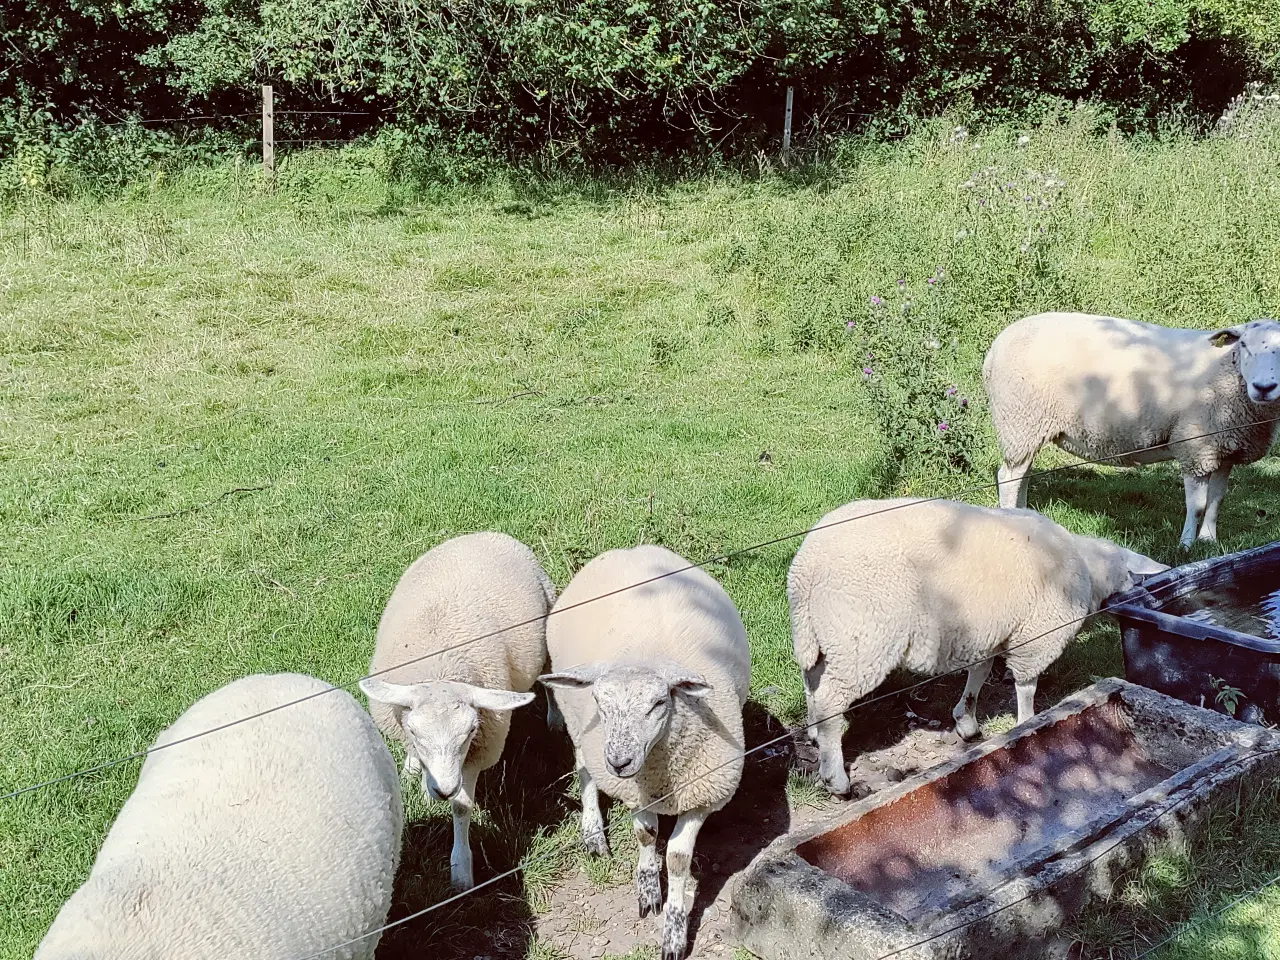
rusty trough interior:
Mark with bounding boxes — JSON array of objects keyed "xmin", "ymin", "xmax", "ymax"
[{"xmin": 796, "ymin": 697, "xmax": 1183, "ymax": 922}]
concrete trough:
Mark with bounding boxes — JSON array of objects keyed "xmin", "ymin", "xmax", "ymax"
[{"xmin": 732, "ymin": 678, "xmax": 1280, "ymax": 960}]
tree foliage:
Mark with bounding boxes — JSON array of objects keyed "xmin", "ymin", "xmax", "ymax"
[{"xmin": 2, "ymin": 0, "xmax": 1277, "ymax": 161}]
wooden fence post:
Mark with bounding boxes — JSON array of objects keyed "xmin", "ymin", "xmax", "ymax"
[
  {"xmin": 262, "ymin": 84, "xmax": 275, "ymax": 184},
  {"xmin": 782, "ymin": 85, "xmax": 794, "ymax": 163}
]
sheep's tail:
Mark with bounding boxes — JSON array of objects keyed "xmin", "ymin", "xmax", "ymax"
[{"xmin": 787, "ymin": 552, "xmax": 822, "ymax": 673}]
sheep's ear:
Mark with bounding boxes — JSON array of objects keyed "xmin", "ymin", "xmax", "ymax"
[
  {"xmin": 539, "ymin": 662, "xmax": 605, "ymax": 690},
  {"xmin": 668, "ymin": 674, "xmax": 713, "ymax": 699},
  {"xmin": 467, "ymin": 687, "xmax": 536, "ymax": 713},
  {"xmin": 359, "ymin": 677, "xmax": 422, "ymax": 709},
  {"xmin": 1122, "ymin": 548, "xmax": 1168, "ymax": 577},
  {"xmin": 1210, "ymin": 327, "xmax": 1244, "ymax": 348}
]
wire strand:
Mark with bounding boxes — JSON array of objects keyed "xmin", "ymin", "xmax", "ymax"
[{"xmin": 6, "ymin": 415, "xmax": 1277, "ymax": 802}]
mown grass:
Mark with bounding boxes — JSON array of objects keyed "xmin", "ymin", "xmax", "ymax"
[{"xmin": 4, "ymin": 107, "xmax": 1280, "ymax": 959}]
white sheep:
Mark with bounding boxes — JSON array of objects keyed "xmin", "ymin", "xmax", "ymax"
[
  {"xmin": 788, "ymin": 498, "xmax": 1166, "ymax": 797},
  {"xmin": 984, "ymin": 312, "xmax": 1280, "ymax": 546},
  {"xmin": 540, "ymin": 545, "xmax": 750, "ymax": 960},
  {"xmin": 358, "ymin": 531, "xmax": 555, "ymax": 892},
  {"xmin": 35, "ymin": 673, "xmax": 402, "ymax": 960}
]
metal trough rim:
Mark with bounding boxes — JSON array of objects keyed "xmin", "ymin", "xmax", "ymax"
[
  {"xmin": 738, "ymin": 679, "xmax": 1280, "ymax": 937},
  {"xmin": 1108, "ymin": 539, "xmax": 1280, "ymax": 654}
]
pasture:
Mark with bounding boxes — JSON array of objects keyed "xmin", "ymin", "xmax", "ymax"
[{"xmin": 4, "ymin": 112, "xmax": 1280, "ymax": 959}]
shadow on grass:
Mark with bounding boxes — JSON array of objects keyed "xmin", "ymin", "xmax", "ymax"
[{"xmin": 1028, "ymin": 460, "xmax": 1280, "ymax": 558}]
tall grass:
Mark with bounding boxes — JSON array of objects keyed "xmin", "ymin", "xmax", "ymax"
[{"xmin": 3, "ymin": 106, "xmax": 1280, "ymax": 958}]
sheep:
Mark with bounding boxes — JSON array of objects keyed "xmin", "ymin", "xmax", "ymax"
[
  {"xmin": 984, "ymin": 312, "xmax": 1280, "ymax": 546},
  {"xmin": 36, "ymin": 673, "xmax": 402, "ymax": 960},
  {"xmin": 788, "ymin": 497, "xmax": 1167, "ymax": 797},
  {"xmin": 539, "ymin": 545, "xmax": 750, "ymax": 960},
  {"xmin": 358, "ymin": 531, "xmax": 555, "ymax": 892}
]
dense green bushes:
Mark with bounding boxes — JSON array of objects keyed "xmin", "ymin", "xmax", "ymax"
[{"xmin": 2, "ymin": 0, "xmax": 1278, "ymax": 167}]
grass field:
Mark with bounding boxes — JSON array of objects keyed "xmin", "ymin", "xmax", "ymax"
[{"xmin": 4, "ymin": 108, "xmax": 1280, "ymax": 959}]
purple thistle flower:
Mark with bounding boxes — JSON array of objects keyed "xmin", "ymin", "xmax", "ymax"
[
  {"xmin": 897, "ymin": 278, "xmax": 906, "ymax": 288},
  {"xmin": 979, "ymin": 198, "xmax": 987, "ymax": 206},
  {"xmin": 870, "ymin": 295, "xmax": 884, "ymax": 307},
  {"xmin": 846, "ymin": 320, "xmax": 857, "ymax": 329},
  {"xmin": 960, "ymin": 397, "xmax": 969, "ymax": 408},
  {"xmin": 938, "ymin": 421, "xmax": 949, "ymax": 432},
  {"xmin": 866, "ymin": 352, "xmax": 874, "ymax": 361},
  {"xmin": 946, "ymin": 385, "xmax": 957, "ymax": 397},
  {"xmin": 927, "ymin": 277, "xmax": 937, "ymax": 285},
  {"xmin": 863, "ymin": 366, "xmax": 874, "ymax": 377}
]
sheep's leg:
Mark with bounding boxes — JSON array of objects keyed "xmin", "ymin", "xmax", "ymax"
[
  {"xmin": 634, "ymin": 808, "xmax": 662, "ymax": 919},
  {"xmin": 546, "ymin": 693, "xmax": 566, "ymax": 733},
  {"xmin": 577, "ymin": 748, "xmax": 609, "ymax": 856},
  {"xmin": 1015, "ymin": 676, "xmax": 1038, "ymax": 725},
  {"xmin": 998, "ymin": 453, "xmax": 1036, "ymax": 509},
  {"xmin": 812, "ymin": 712, "xmax": 851, "ymax": 797},
  {"xmin": 1181, "ymin": 473, "xmax": 1210, "ymax": 548},
  {"xmin": 952, "ymin": 659, "xmax": 993, "ymax": 740},
  {"xmin": 661, "ymin": 808, "xmax": 708, "ymax": 960},
  {"xmin": 1197, "ymin": 465, "xmax": 1232, "ymax": 542},
  {"xmin": 449, "ymin": 765, "xmax": 480, "ymax": 891}
]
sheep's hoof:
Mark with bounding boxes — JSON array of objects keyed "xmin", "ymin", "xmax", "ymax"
[
  {"xmin": 662, "ymin": 906, "xmax": 689, "ymax": 960},
  {"xmin": 637, "ymin": 869, "xmax": 662, "ymax": 918},
  {"xmin": 820, "ymin": 769, "xmax": 853, "ymax": 798},
  {"xmin": 954, "ymin": 716, "xmax": 981, "ymax": 741},
  {"xmin": 450, "ymin": 868, "xmax": 475, "ymax": 892},
  {"xmin": 583, "ymin": 830, "xmax": 610, "ymax": 858}
]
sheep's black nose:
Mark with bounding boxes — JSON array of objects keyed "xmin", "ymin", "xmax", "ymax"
[{"xmin": 1254, "ymin": 380, "xmax": 1278, "ymax": 397}]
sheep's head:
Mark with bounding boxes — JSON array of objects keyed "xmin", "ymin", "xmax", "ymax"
[
  {"xmin": 539, "ymin": 661, "xmax": 712, "ymax": 779},
  {"xmin": 1083, "ymin": 537, "xmax": 1168, "ymax": 605},
  {"xmin": 1211, "ymin": 319, "xmax": 1280, "ymax": 403},
  {"xmin": 359, "ymin": 677, "xmax": 533, "ymax": 800}
]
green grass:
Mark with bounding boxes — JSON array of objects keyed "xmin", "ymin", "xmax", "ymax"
[{"xmin": 4, "ymin": 107, "xmax": 1280, "ymax": 958}]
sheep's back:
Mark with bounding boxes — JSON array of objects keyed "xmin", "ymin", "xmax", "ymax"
[
  {"xmin": 794, "ymin": 499, "xmax": 1091, "ymax": 674},
  {"xmin": 985, "ymin": 312, "xmax": 1224, "ymax": 463},
  {"xmin": 36, "ymin": 673, "xmax": 403, "ymax": 960},
  {"xmin": 368, "ymin": 533, "xmax": 553, "ymax": 743}
]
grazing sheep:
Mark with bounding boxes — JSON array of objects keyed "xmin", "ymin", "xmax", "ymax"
[
  {"xmin": 984, "ymin": 312, "xmax": 1280, "ymax": 546},
  {"xmin": 359, "ymin": 531, "xmax": 555, "ymax": 891},
  {"xmin": 540, "ymin": 545, "xmax": 750, "ymax": 960},
  {"xmin": 36, "ymin": 673, "xmax": 402, "ymax": 960},
  {"xmin": 788, "ymin": 498, "xmax": 1166, "ymax": 796}
]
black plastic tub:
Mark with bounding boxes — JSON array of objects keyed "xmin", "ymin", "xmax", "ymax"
[{"xmin": 1112, "ymin": 541, "xmax": 1280, "ymax": 726}]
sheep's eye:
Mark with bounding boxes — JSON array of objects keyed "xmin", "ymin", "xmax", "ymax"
[{"xmin": 649, "ymin": 700, "xmax": 665, "ymax": 714}]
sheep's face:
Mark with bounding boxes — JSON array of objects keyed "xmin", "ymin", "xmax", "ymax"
[
  {"xmin": 359, "ymin": 678, "xmax": 533, "ymax": 801},
  {"xmin": 540, "ymin": 661, "xmax": 712, "ymax": 779},
  {"xmin": 1084, "ymin": 538, "xmax": 1168, "ymax": 605},
  {"xmin": 1212, "ymin": 320, "xmax": 1280, "ymax": 403}
]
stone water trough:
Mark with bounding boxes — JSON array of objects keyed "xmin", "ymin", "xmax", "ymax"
[{"xmin": 732, "ymin": 678, "xmax": 1280, "ymax": 960}]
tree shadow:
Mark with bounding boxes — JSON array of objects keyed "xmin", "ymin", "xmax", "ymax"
[{"xmin": 1030, "ymin": 458, "xmax": 1280, "ymax": 557}]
